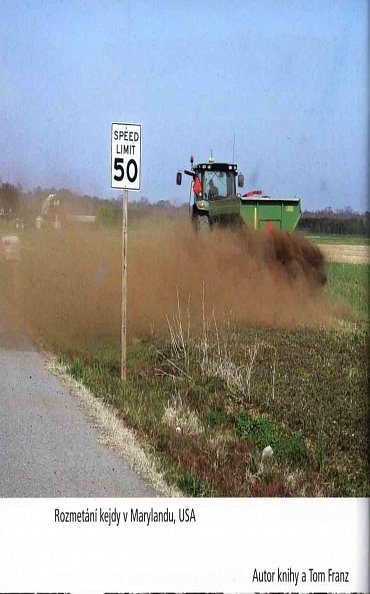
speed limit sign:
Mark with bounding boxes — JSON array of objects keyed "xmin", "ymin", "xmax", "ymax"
[
  {"xmin": 110, "ymin": 121, "xmax": 142, "ymax": 380},
  {"xmin": 111, "ymin": 122, "xmax": 141, "ymax": 190}
]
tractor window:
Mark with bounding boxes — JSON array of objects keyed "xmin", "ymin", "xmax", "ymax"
[{"xmin": 203, "ymin": 171, "xmax": 235, "ymax": 201}]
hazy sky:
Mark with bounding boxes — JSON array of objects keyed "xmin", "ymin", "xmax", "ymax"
[{"xmin": 0, "ymin": 0, "xmax": 368, "ymax": 211}]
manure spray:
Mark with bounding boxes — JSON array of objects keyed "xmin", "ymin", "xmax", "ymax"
[{"xmin": 14, "ymin": 218, "xmax": 348, "ymax": 351}]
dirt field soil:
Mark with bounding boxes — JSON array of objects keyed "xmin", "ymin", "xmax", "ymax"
[{"xmin": 318, "ymin": 243, "xmax": 370, "ymax": 264}]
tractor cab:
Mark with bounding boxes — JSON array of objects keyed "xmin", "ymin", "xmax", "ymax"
[
  {"xmin": 176, "ymin": 155, "xmax": 244, "ymax": 227},
  {"xmin": 191, "ymin": 161, "xmax": 244, "ymax": 202}
]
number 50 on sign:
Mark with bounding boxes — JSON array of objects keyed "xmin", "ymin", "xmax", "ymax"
[{"xmin": 111, "ymin": 123, "xmax": 141, "ymax": 191}]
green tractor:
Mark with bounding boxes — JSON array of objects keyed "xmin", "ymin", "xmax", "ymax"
[{"xmin": 176, "ymin": 155, "xmax": 301, "ymax": 232}]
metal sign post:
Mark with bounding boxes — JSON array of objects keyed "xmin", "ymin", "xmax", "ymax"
[
  {"xmin": 121, "ymin": 189, "xmax": 128, "ymax": 380},
  {"xmin": 111, "ymin": 122, "xmax": 141, "ymax": 381}
]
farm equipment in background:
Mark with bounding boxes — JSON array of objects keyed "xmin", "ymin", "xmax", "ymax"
[
  {"xmin": 176, "ymin": 155, "xmax": 301, "ymax": 231},
  {"xmin": 37, "ymin": 194, "xmax": 96, "ymax": 229},
  {"xmin": 37, "ymin": 193, "xmax": 64, "ymax": 229}
]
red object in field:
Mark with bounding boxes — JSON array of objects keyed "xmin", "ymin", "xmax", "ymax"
[
  {"xmin": 193, "ymin": 176, "xmax": 202, "ymax": 195},
  {"xmin": 1, "ymin": 235, "xmax": 20, "ymax": 261},
  {"xmin": 266, "ymin": 221, "xmax": 273, "ymax": 231},
  {"xmin": 244, "ymin": 190, "xmax": 262, "ymax": 197}
]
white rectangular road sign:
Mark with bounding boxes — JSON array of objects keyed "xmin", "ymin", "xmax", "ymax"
[{"xmin": 111, "ymin": 122, "xmax": 141, "ymax": 191}]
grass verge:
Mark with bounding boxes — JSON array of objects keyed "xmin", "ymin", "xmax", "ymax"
[{"xmin": 59, "ymin": 320, "xmax": 368, "ymax": 497}]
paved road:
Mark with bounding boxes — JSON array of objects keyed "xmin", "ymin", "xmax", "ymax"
[{"xmin": 0, "ymin": 301, "xmax": 156, "ymax": 497}]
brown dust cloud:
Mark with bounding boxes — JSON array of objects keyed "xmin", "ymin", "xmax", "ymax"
[{"xmin": 12, "ymin": 217, "xmax": 347, "ymax": 347}]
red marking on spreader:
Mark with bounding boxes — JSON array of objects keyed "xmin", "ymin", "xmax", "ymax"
[{"xmin": 244, "ymin": 190, "xmax": 262, "ymax": 197}]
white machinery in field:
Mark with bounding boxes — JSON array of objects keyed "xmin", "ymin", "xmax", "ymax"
[{"xmin": 37, "ymin": 194, "xmax": 96, "ymax": 229}]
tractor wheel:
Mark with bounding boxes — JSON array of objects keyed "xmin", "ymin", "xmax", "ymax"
[{"xmin": 194, "ymin": 214, "xmax": 210, "ymax": 232}]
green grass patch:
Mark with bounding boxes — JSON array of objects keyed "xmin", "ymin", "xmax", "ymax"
[
  {"xmin": 206, "ymin": 409, "xmax": 230, "ymax": 427},
  {"xmin": 235, "ymin": 411, "xmax": 307, "ymax": 464},
  {"xmin": 177, "ymin": 472, "xmax": 213, "ymax": 497},
  {"xmin": 325, "ymin": 262, "xmax": 369, "ymax": 319}
]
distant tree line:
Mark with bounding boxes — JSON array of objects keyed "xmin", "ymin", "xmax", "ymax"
[
  {"xmin": 298, "ymin": 207, "xmax": 370, "ymax": 235},
  {"xmin": 0, "ymin": 183, "xmax": 20, "ymax": 220},
  {"xmin": 96, "ymin": 197, "xmax": 189, "ymax": 227},
  {"xmin": 0, "ymin": 180, "xmax": 368, "ymax": 235},
  {"xmin": 0, "ymin": 181, "xmax": 186, "ymax": 228}
]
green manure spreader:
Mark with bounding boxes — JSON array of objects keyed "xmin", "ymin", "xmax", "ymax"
[{"xmin": 176, "ymin": 155, "xmax": 301, "ymax": 232}]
